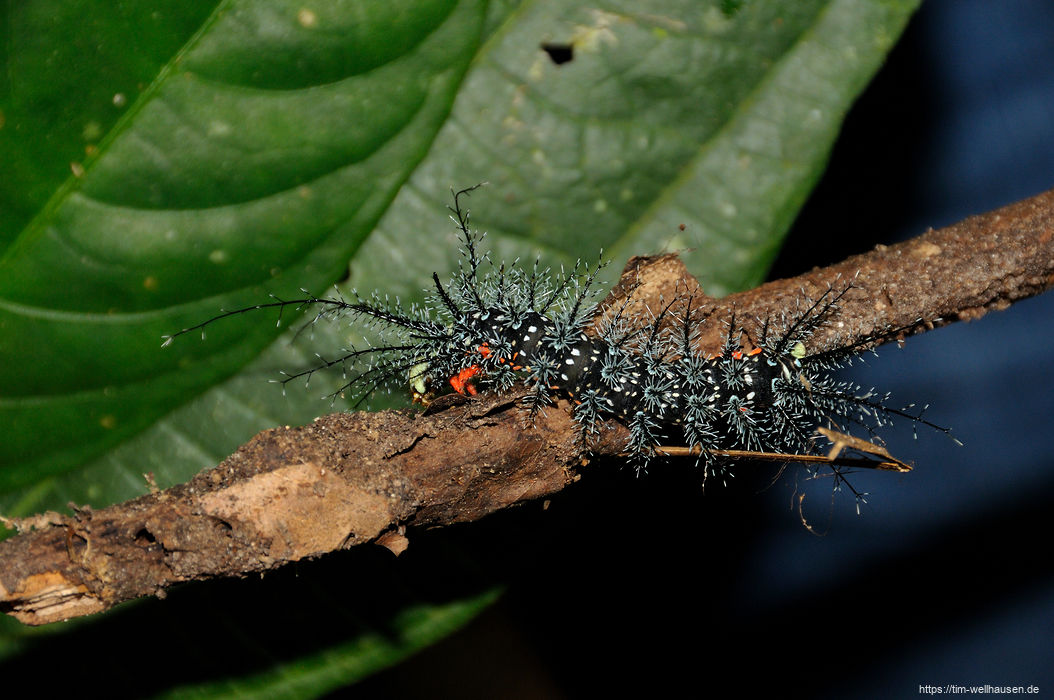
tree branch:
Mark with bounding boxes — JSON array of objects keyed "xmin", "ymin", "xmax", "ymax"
[{"xmin": 3, "ymin": 188, "xmax": 1054, "ymax": 626}]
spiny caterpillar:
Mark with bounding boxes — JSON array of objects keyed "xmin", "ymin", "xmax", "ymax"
[{"xmin": 165, "ymin": 185, "xmax": 953, "ymax": 499}]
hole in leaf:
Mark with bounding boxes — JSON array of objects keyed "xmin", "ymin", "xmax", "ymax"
[{"xmin": 541, "ymin": 42, "xmax": 574, "ymax": 65}]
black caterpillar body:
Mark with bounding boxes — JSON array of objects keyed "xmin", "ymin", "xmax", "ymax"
[{"xmin": 166, "ymin": 186, "xmax": 950, "ymax": 491}]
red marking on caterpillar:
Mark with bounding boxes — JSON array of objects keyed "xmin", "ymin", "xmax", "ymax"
[{"xmin": 449, "ymin": 366, "xmax": 481, "ymax": 396}]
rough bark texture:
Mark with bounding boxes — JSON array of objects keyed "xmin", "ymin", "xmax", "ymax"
[
  {"xmin": 0, "ymin": 394, "xmax": 617, "ymax": 625},
  {"xmin": 3, "ymin": 187, "xmax": 1054, "ymax": 626}
]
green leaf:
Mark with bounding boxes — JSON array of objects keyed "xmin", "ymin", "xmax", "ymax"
[
  {"xmin": 0, "ymin": 0, "xmax": 484, "ymax": 491},
  {"xmin": 0, "ymin": 0, "xmax": 919, "ymax": 694}
]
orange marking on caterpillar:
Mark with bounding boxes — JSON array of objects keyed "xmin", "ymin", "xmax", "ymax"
[{"xmin": 450, "ymin": 366, "xmax": 481, "ymax": 396}]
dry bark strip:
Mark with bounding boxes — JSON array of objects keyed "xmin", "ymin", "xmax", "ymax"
[{"xmin": 3, "ymin": 187, "xmax": 1054, "ymax": 626}]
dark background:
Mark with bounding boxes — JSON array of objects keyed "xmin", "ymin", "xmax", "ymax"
[{"xmin": 357, "ymin": 1, "xmax": 1054, "ymax": 697}]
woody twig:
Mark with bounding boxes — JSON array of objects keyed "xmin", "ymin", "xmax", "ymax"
[{"xmin": 2, "ymin": 187, "xmax": 1053, "ymax": 626}]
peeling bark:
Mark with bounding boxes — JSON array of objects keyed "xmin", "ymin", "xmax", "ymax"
[{"xmin": 3, "ymin": 187, "xmax": 1054, "ymax": 626}]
